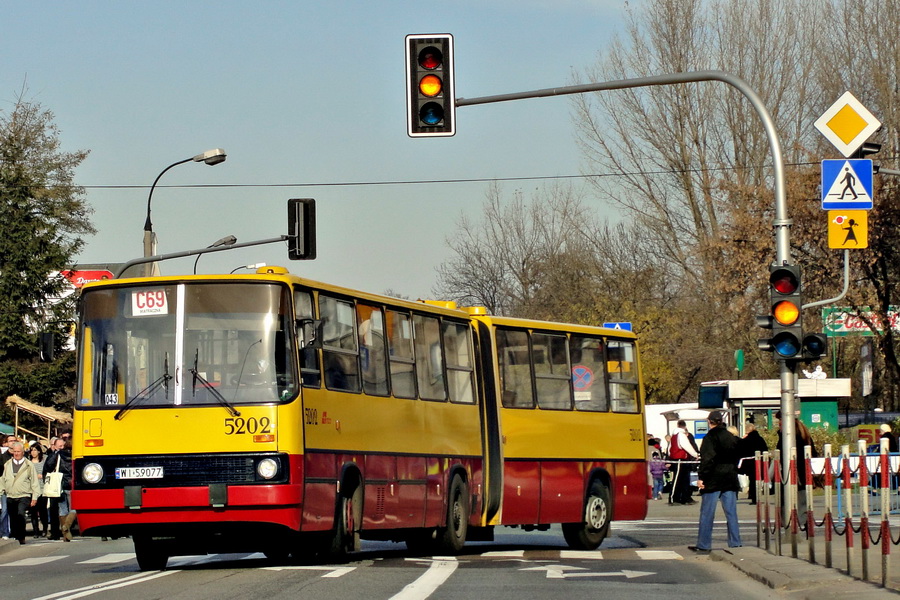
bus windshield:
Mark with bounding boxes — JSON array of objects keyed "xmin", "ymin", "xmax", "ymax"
[{"xmin": 78, "ymin": 282, "xmax": 297, "ymax": 411}]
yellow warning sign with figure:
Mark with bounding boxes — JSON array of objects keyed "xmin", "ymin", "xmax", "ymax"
[{"xmin": 828, "ymin": 210, "xmax": 868, "ymax": 249}]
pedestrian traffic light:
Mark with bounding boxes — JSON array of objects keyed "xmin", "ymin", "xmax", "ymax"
[
  {"xmin": 406, "ymin": 34, "xmax": 455, "ymax": 137},
  {"xmin": 757, "ymin": 264, "xmax": 803, "ymax": 359},
  {"xmin": 801, "ymin": 333, "xmax": 828, "ymax": 360}
]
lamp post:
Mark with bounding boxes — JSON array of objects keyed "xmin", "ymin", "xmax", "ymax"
[{"xmin": 142, "ymin": 148, "xmax": 227, "ymax": 276}]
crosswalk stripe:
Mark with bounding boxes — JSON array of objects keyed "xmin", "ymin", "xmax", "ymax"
[
  {"xmin": 559, "ymin": 551, "xmax": 603, "ymax": 560},
  {"xmin": 2, "ymin": 556, "xmax": 66, "ymax": 566},
  {"xmin": 636, "ymin": 550, "xmax": 683, "ymax": 560},
  {"xmin": 77, "ymin": 553, "xmax": 135, "ymax": 565}
]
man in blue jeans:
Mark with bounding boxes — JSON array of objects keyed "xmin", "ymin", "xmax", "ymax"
[{"xmin": 688, "ymin": 410, "xmax": 742, "ymax": 553}]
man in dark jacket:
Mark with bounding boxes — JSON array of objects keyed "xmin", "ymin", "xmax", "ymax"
[
  {"xmin": 688, "ymin": 411, "xmax": 742, "ymax": 553},
  {"xmin": 738, "ymin": 423, "xmax": 769, "ymax": 504}
]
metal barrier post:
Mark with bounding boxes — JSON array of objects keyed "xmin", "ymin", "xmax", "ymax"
[
  {"xmin": 805, "ymin": 444, "xmax": 815, "ymax": 563},
  {"xmin": 823, "ymin": 443, "xmax": 834, "ymax": 569},
  {"xmin": 755, "ymin": 451, "xmax": 763, "ymax": 547},
  {"xmin": 842, "ymin": 444, "xmax": 854, "ymax": 578},
  {"xmin": 763, "ymin": 451, "xmax": 772, "ymax": 552},
  {"xmin": 775, "ymin": 449, "xmax": 783, "ymax": 556},
  {"xmin": 880, "ymin": 439, "xmax": 890, "ymax": 588},
  {"xmin": 790, "ymin": 446, "xmax": 799, "ymax": 558},
  {"xmin": 859, "ymin": 440, "xmax": 870, "ymax": 580}
]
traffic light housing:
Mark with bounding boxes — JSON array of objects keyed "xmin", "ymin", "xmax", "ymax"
[
  {"xmin": 406, "ymin": 34, "xmax": 455, "ymax": 137},
  {"xmin": 288, "ymin": 198, "xmax": 316, "ymax": 260},
  {"xmin": 757, "ymin": 264, "xmax": 802, "ymax": 359}
]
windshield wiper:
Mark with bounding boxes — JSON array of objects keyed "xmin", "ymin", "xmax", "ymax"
[
  {"xmin": 191, "ymin": 348, "xmax": 241, "ymax": 417},
  {"xmin": 115, "ymin": 353, "xmax": 171, "ymax": 420}
]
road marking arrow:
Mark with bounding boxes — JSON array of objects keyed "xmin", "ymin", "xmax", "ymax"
[{"xmin": 546, "ymin": 568, "xmax": 654, "ymax": 579}]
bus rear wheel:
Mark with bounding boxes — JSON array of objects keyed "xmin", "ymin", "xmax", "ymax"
[
  {"xmin": 562, "ymin": 479, "xmax": 610, "ymax": 550},
  {"xmin": 133, "ymin": 536, "xmax": 169, "ymax": 571},
  {"xmin": 433, "ymin": 475, "xmax": 469, "ymax": 554}
]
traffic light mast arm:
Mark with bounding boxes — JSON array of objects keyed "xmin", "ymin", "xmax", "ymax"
[
  {"xmin": 802, "ymin": 249, "xmax": 849, "ymax": 310},
  {"xmin": 457, "ymin": 69, "xmax": 791, "ymax": 262}
]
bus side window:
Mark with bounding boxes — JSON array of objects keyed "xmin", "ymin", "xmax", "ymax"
[
  {"xmin": 294, "ymin": 290, "xmax": 321, "ymax": 388},
  {"xmin": 320, "ymin": 295, "xmax": 360, "ymax": 393},
  {"xmin": 443, "ymin": 321, "xmax": 475, "ymax": 404},
  {"xmin": 413, "ymin": 314, "xmax": 446, "ymax": 401},
  {"xmin": 570, "ymin": 335, "xmax": 608, "ymax": 411},
  {"xmin": 357, "ymin": 304, "xmax": 389, "ymax": 396},
  {"xmin": 608, "ymin": 340, "xmax": 639, "ymax": 413},
  {"xmin": 386, "ymin": 309, "xmax": 416, "ymax": 399},
  {"xmin": 496, "ymin": 328, "xmax": 534, "ymax": 408},
  {"xmin": 532, "ymin": 332, "xmax": 572, "ymax": 410}
]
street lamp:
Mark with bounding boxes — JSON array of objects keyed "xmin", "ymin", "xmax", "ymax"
[
  {"xmin": 142, "ymin": 148, "xmax": 227, "ymax": 275},
  {"xmin": 193, "ymin": 235, "xmax": 238, "ymax": 274}
]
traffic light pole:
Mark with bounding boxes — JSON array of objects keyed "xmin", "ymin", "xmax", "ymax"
[{"xmin": 458, "ymin": 69, "xmax": 798, "ymax": 475}]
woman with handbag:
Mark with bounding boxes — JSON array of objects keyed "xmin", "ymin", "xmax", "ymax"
[{"xmin": 43, "ymin": 437, "xmax": 72, "ymax": 541}]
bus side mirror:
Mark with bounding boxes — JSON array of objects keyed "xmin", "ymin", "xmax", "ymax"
[{"xmin": 297, "ymin": 318, "xmax": 323, "ymax": 349}]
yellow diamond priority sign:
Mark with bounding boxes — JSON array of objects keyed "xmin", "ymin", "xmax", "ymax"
[
  {"xmin": 827, "ymin": 210, "xmax": 868, "ymax": 249},
  {"xmin": 815, "ymin": 91, "xmax": 881, "ymax": 158}
]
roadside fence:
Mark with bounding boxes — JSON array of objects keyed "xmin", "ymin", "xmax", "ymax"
[{"xmin": 756, "ymin": 439, "xmax": 899, "ymax": 588}]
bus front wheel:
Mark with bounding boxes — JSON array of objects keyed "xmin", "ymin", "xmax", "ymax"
[{"xmin": 562, "ymin": 479, "xmax": 610, "ymax": 550}]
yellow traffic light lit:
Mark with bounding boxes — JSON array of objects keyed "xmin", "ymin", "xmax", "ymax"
[
  {"xmin": 773, "ymin": 300, "xmax": 799, "ymax": 326},
  {"xmin": 418, "ymin": 74, "xmax": 442, "ymax": 97}
]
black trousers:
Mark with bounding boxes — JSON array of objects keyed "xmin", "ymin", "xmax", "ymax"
[
  {"xmin": 7, "ymin": 496, "xmax": 30, "ymax": 542},
  {"xmin": 670, "ymin": 459, "xmax": 694, "ymax": 504}
]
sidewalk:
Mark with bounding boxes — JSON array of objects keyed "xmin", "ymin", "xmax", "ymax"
[{"xmin": 649, "ymin": 496, "xmax": 900, "ymax": 598}]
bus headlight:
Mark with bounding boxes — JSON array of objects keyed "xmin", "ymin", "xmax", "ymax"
[
  {"xmin": 257, "ymin": 458, "xmax": 279, "ymax": 480},
  {"xmin": 83, "ymin": 463, "xmax": 104, "ymax": 484}
]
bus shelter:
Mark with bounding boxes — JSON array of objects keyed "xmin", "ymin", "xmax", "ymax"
[{"xmin": 5, "ymin": 394, "xmax": 73, "ymax": 445}]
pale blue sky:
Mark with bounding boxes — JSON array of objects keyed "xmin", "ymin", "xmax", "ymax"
[{"xmin": 2, "ymin": 1, "xmax": 630, "ymax": 298}]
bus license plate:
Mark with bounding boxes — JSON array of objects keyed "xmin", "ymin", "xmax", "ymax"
[{"xmin": 115, "ymin": 467, "xmax": 164, "ymax": 479}]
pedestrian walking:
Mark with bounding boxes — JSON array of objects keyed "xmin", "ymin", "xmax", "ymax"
[
  {"xmin": 668, "ymin": 420, "xmax": 699, "ymax": 505},
  {"xmin": 689, "ymin": 411, "xmax": 742, "ymax": 553}
]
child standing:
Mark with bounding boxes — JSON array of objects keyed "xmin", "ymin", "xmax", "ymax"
[{"xmin": 649, "ymin": 451, "xmax": 666, "ymax": 500}]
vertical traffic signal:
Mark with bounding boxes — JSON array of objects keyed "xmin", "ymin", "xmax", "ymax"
[
  {"xmin": 757, "ymin": 264, "xmax": 803, "ymax": 359},
  {"xmin": 406, "ymin": 34, "xmax": 455, "ymax": 137},
  {"xmin": 288, "ymin": 198, "xmax": 316, "ymax": 260}
]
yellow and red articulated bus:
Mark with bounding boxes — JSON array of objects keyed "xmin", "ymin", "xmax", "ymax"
[{"xmin": 72, "ymin": 266, "xmax": 647, "ymax": 570}]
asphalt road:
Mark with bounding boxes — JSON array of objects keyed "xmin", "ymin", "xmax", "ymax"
[{"xmin": 0, "ymin": 506, "xmax": 780, "ymax": 600}]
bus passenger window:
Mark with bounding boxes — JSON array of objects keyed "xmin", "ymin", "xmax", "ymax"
[
  {"xmin": 294, "ymin": 290, "xmax": 321, "ymax": 388},
  {"xmin": 320, "ymin": 295, "xmax": 360, "ymax": 393},
  {"xmin": 532, "ymin": 332, "xmax": 572, "ymax": 410},
  {"xmin": 608, "ymin": 340, "xmax": 639, "ymax": 413},
  {"xmin": 386, "ymin": 310, "xmax": 416, "ymax": 399},
  {"xmin": 496, "ymin": 328, "xmax": 534, "ymax": 408},
  {"xmin": 357, "ymin": 304, "xmax": 389, "ymax": 396},
  {"xmin": 570, "ymin": 336, "xmax": 608, "ymax": 411},
  {"xmin": 413, "ymin": 314, "xmax": 446, "ymax": 401},
  {"xmin": 443, "ymin": 321, "xmax": 475, "ymax": 404}
]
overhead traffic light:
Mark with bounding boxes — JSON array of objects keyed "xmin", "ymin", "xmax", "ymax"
[
  {"xmin": 406, "ymin": 34, "xmax": 455, "ymax": 137},
  {"xmin": 757, "ymin": 264, "xmax": 802, "ymax": 359}
]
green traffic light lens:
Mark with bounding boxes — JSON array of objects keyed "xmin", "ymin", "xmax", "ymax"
[
  {"xmin": 418, "ymin": 46, "xmax": 443, "ymax": 70},
  {"xmin": 419, "ymin": 102, "xmax": 444, "ymax": 125},
  {"xmin": 772, "ymin": 332, "xmax": 801, "ymax": 357}
]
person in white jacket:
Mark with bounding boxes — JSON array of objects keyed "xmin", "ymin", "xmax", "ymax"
[
  {"xmin": 0, "ymin": 442, "xmax": 40, "ymax": 544},
  {"xmin": 668, "ymin": 420, "xmax": 699, "ymax": 505}
]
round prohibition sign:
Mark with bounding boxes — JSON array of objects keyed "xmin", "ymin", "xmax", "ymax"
[{"xmin": 572, "ymin": 365, "xmax": 594, "ymax": 391}]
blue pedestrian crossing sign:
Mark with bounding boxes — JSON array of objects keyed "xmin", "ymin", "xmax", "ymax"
[
  {"xmin": 821, "ymin": 159, "xmax": 873, "ymax": 210},
  {"xmin": 602, "ymin": 322, "xmax": 633, "ymax": 332}
]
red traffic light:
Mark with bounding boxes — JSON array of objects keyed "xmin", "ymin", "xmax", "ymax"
[
  {"xmin": 418, "ymin": 46, "xmax": 443, "ymax": 70},
  {"xmin": 770, "ymin": 267, "xmax": 799, "ymax": 295}
]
